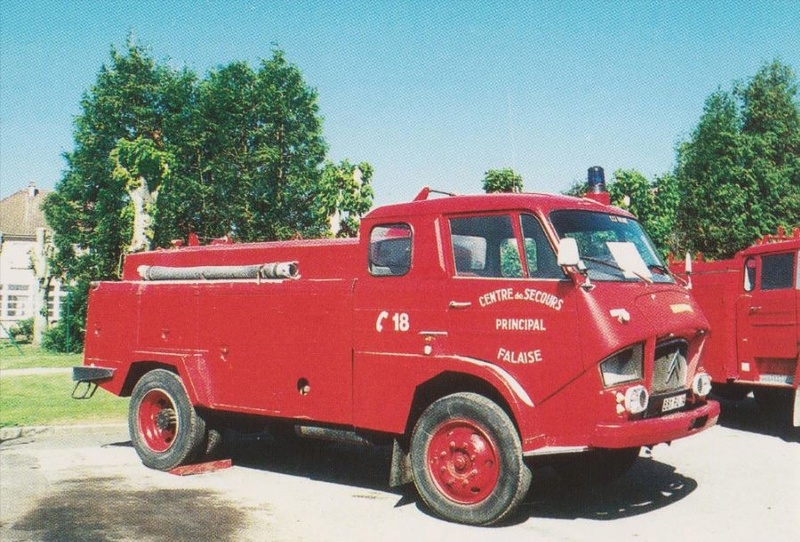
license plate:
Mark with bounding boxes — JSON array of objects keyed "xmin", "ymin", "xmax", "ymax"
[{"xmin": 662, "ymin": 394, "xmax": 686, "ymax": 413}]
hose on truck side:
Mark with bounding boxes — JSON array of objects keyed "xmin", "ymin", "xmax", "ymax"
[{"xmin": 137, "ymin": 261, "xmax": 300, "ymax": 281}]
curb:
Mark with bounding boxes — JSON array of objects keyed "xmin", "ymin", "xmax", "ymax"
[
  {"xmin": 0, "ymin": 423, "xmax": 128, "ymax": 444},
  {"xmin": 0, "ymin": 425, "xmax": 50, "ymax": 442}
]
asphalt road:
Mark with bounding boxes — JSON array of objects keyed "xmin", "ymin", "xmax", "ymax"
[{"xmin": 1, "ymin": 397, "xmax": 798, "ymax": 542}]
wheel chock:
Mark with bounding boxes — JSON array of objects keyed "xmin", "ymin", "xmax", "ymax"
[{"xmin": 168, "ymin": 458, "xmax": 232, "ymax": 476}]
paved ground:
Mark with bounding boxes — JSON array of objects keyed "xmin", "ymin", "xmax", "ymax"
[{"xmin": 1, "ymin": 397, "xmax": 798, "ymax": 542}]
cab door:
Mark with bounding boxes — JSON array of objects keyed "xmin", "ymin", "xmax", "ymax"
[
  {"xmin": 737, "ymin": 250, "xmax": 799, "ymax": 384},
  {"xmin": 352, "ymin": 219, "xmax": 449, "ymax": 433},
  {"xmin": 444, "ymin": 212, "xmax": 582, "ymax": 405}
]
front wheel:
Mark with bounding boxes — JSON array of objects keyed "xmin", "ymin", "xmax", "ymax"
[
  {"xmin": 128, "ymin": 369, "xmax": 207, "ymax": 471},
  {"xmin": 410, "ymin": 393, "xmax": 531, "ymax": 526}
]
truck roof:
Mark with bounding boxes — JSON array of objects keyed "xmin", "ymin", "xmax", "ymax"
[
  {"xmin": 739, "ymin": 235, "xmax": 800, "ymax": 257},
  {"xmin": 364, "ymin": 191, "xmax": 633, "ymax": 221}
]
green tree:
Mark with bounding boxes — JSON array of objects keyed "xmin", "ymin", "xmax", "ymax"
[
  {"xmin": 43, "ymin": 39, "xmax": 188, "ymax": 350},
  {"xmin": 562, "ymin": 178, "xmax": 587, "ymax": 198},
  {"xmin": 111, "ymin": 136, "xmax": 174, "ymax": 252},
  {"xmin": 676, "ymin": 60, "xmax": 800, "ymax": 258},
  {"xmin": 482, "ymin": 168, "xmax": 523, "ymax": 193},
  {"xmin": 43, "ymin": 40, "xmax": 373, "ymax": 351},
  {"xmin": 181, "ymin": 52, "xmax": 333, "ymax": 243},
  {"xmin": 318, "ymin": 160, "xmax": 374, "ymax": 237}
]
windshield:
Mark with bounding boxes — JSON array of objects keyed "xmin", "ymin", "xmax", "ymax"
[{"xmin": 550, "ymin": 210, "xmax": 673, "ymax": 283}]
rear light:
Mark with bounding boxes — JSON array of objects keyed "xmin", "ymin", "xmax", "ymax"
[
  {"xmin": 692, "ymin": 373, "xmax": 712, "ymax": 397},
  {"xmin": 599, "ymin": 344, "xmax": 644, "ymax": 387},
  {"xmin": 624, "ymin": 385, "xmax": 649, "ymax": 414}
]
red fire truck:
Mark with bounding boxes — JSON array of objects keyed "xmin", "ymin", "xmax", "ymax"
[
  {"xmin": 671, "ymin": 229, "xmax": 800, "ymax": 427},
  {"xmin": 74, "ymin": 168, "xmax": 719, "ymax": 525}
]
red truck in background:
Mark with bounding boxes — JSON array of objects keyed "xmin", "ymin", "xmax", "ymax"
[
  {"xmin": 671, "ymin": 229, "xmax": 800, "ymax": 427},
  {"xmin": 73, "ymin": 168, "xmax": 719, "ymax": 525}
]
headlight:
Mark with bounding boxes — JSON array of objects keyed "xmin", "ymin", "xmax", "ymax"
[
  {"xmin": 624, "ymin": 385, "xmax": 650, "ymax": 414},
  {"xmin": 600, "ymin": 344, "xmax": 644, "ymax": 387},
  {"xmin": 692, "ymin": 373, "xmax": 712, "ymax": 397}
]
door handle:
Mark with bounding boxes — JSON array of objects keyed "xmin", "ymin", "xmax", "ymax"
[
  {"xmin": 749, "ymin": 306, "xmax": 762, "ymax": 313},
  {"xmin": 449, "ymin": 300, "xmax": 472, "ymax": 309}
]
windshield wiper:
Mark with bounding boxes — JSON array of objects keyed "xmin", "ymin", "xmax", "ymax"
[
  {"xmin": 581, "ymin": 256, "xmax": 653, "ymax": 284},
  {"xmin": 647, "ymin": 263, "xmax": 673, "ymax": 276}
]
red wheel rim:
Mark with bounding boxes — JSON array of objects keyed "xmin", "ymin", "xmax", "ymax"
[
  {"xmin": 138, "ymin": 389, "xmax": 178, "ymax": 453},
  {"xmin": 426, "ymin": 419, "xmax": 500, "ymax": 505}
]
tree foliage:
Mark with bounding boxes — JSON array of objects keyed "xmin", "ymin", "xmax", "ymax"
[
  {"xmin": 676, "ymin": 59, "xmax": 800, "ymax": 258},
  {"xmin": 43, "ymin": 38, "xmax": 373, "ymax": 350},
  {"xmin": 319, "ymin": 160, "xmax": 374, "ymax": 237},
  {"xmin": 482, "ymin": 168, "xmax": 523, "ymax": 193},
  {"xmin": 608, "ymin": 170, "xmax": 680, "ymax": 258}
]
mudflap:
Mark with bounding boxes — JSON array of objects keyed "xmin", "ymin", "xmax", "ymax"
[
  {"xmin": 793, "ymin": 387, "xmax": 800, "ymax": 427},
  {"xmin": 389, "ymin": 439, "xmax": 412, "ymax": 487}
]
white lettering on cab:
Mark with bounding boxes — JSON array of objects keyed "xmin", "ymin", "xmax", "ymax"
[
  {"xmin": 495, "ymin": 318, "xmax": 546, "ymax": 331},
  {"xmin": 497, "ymin": 347, "xmax": 543, "ymax": 364}
]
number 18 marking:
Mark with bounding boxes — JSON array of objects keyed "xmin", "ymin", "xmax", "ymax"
[{"xmin": 376, "ymin": 311, "xmax": 410, "ymax": 332}]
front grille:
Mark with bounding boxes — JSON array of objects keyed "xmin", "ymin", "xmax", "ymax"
[{"xmin": 653, "ymin": 340, "xmax": 688, "ymax": 393}]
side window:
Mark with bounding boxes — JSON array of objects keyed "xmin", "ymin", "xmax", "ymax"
[
  {"xmin": 760, "ymin": 252, "xmax": 795, "ymax": 291},
  {"xmin": 500, "ymin": 239, "xmax": 524, "ymax": 278},
  {"xmin": 743, "ymin": 257, "xmax": 756, "ymax": 292},
  {"xmin": 369, "ymin": 224, "xmax": 412, "ymax": 276},
  {"xmin": 520, "ymin": 214, "xmax": 563, "ymax": 279},
  {"xmin": 449, "ymin": 215, "xmax": 521, "ymax": 278}
]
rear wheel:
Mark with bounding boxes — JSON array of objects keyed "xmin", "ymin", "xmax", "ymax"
[
  {"xmin": 129, "ymin": 369, "xmax": 207, "ymax": 470},
  {"xmin": 410, "ymin": 393, "xmax": 531, "ymax": 526}
]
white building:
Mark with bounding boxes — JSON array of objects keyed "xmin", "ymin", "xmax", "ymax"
[{"xmin": 0, "ymin": 183, "xmax": 66, "ymax": 338}]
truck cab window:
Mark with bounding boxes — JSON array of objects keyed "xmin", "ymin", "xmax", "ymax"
[
  {"xmin": 369, "ymin": 224, "xmax": 412, "ymax": 276},
  {"xmin": 743, "ymin": 257, "xmax": 756, "ymax": 292},
  {"xmin": 520, "ymin": 214, "xmax": 563, "ymax": 279},
  {"xmin": 450, "ymin": 215, "xmax": 521, "ymax": 278},
  {"xmin": 760, "ymin": 252, "xmax": 795, "ymax": 291}
]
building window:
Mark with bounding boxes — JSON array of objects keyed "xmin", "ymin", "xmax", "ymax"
[{"xmin": 7, "ymin": 295, "xmax": 30, "ymax": 318}]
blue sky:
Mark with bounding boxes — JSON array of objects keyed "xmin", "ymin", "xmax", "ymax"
[{"xmin": 1, "ymin": 1, "xmax": 799, "ymax": 206}]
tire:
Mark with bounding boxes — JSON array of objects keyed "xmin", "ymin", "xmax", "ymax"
[
  {"xmin": 410, "ymin": 392, "xmax": 531, "ymax": 526},
  {"xmin": 128, "ymin": 369, "xmax": 207, "ymax": 471},
  {"xmin": 554, "ymin": 447, "xmax": 640, "ymax": 487}
]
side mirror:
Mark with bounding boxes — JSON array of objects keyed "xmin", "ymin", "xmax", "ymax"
[{"xmin": 557, "ymin": 238, "xmax": 580, "ymax": 267}]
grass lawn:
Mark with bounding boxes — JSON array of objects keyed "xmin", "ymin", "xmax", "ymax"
[
  {"xmin": 0, "ymin": 343, "xmax": 82, "ymax": 371},
  {"xmin": 1, "ymin": 343, "xmax": 129, "ymax": 427},
  {"xmin": 0, "ymin": 373, "xmax": 129, "ymax": 427}
]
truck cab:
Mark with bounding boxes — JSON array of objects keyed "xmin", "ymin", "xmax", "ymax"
[{"xmin": 674, "ymin": 230, "xmax": 800, "ymax": 426}]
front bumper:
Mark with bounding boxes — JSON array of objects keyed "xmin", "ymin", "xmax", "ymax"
[{"xmin": 590, "ymin": 399, "xmax": 720, "ymax": 448}]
